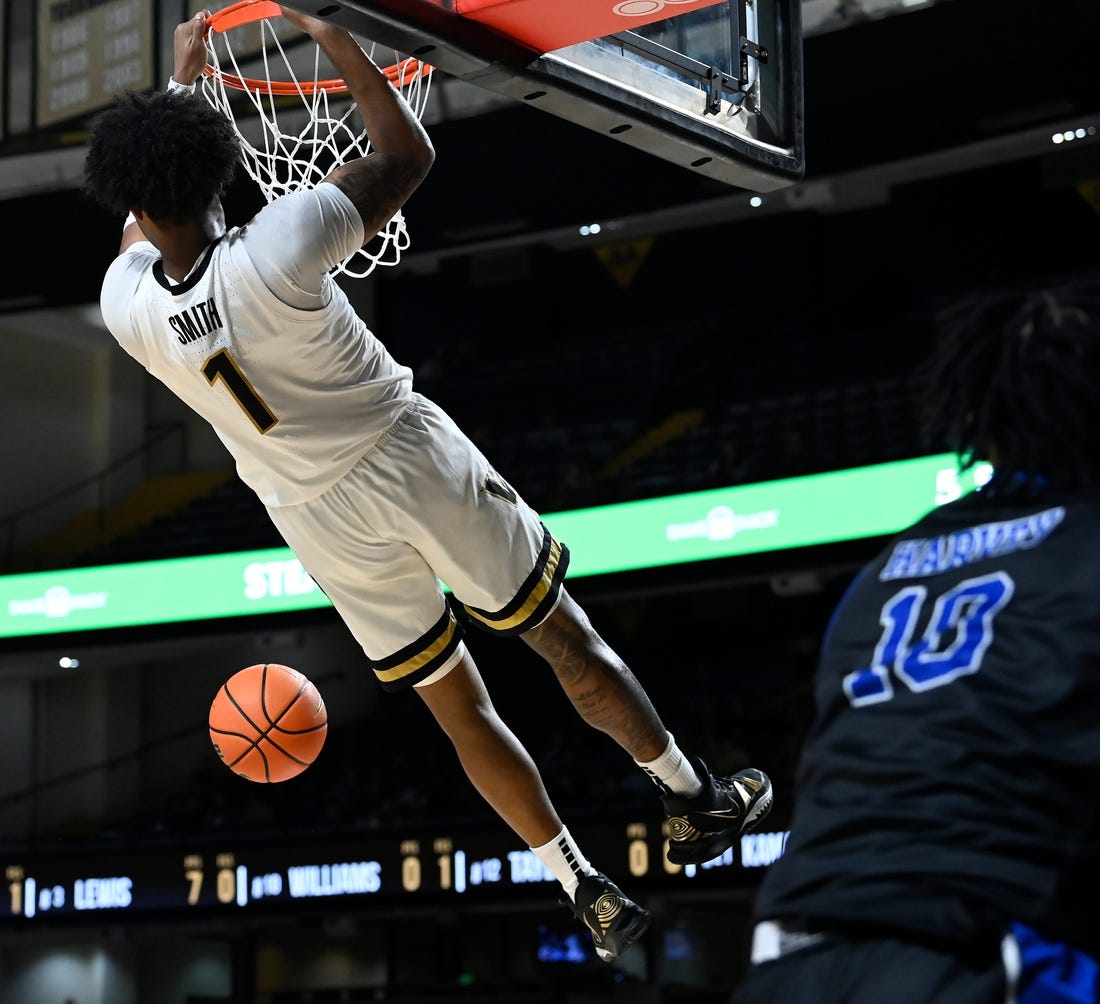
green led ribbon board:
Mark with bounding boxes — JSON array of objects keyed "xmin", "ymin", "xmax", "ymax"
[{"xmin": 0, "ymin": 455, "xmax": 989, "ymax": 638}]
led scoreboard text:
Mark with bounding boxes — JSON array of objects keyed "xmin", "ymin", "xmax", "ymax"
[
  {"xmin": 3, "ymin": 825, "xmax": 790, "ymax": 922},
  {"xmin": 0, "ymin": 455, "xmax": 993, "ymax": 640}
]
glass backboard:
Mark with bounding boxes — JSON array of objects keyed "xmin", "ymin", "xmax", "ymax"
[{"xmin": 287, "ymin": 0, "xmax": 804, "ymax": 192}]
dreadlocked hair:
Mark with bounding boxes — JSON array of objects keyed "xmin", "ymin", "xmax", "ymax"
[
  {"xmin": 83, "ymin": 89, "xmax": 239, "ymax": 224},
  {"xmin": 920, "ymin": 281, "xmax": 1100, "ymax": 490}
]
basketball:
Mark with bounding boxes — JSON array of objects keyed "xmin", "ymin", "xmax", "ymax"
[{"xmin": 209, "ymin": 663, "xmax": 328, "ymax": 783}]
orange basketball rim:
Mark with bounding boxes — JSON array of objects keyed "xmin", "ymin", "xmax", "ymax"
[{"xmin": 203, "ymin": 0, "xmax": 432, "ymax": 95}]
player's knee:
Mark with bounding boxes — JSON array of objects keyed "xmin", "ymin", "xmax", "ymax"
[{"xmin": 527, "ymin": 593, "xmax": 594, "ymax": 650}]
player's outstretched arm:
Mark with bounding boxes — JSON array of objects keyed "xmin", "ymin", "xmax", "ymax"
[
  {"xmin": 172, "ymin": 9, "xmax": 211, "ymax": 87},
  {"xmin": 280, "ymin": 6, "xmax": 435, "ymax": 241},
  {"xmin": 117, "ymin": 10, "xmax": 212, "ymax": 255}
]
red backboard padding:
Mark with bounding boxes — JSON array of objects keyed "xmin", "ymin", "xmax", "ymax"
[{"xmin": 452, "ymin": 0, "xmax": 728, "ymax": 55}]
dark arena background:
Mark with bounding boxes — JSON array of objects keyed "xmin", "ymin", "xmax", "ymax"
[{"xmin": 2, "ymin": 0, "xmax": 1100, "ymax": 1001}]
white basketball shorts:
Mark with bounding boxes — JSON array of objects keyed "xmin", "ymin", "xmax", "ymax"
[{"xmin": 265, "ymin": 394, "xmax": 570, "ymax": 691}]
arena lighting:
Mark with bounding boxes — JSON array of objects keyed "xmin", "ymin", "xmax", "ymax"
[
  {"xmin": 58, "ymin": 657, "xmax": 79, "ymax": 669},
  {"xmin": 749, "ymin": 196, "xmax": 764, "ymax": 207},
  {"xmin": 0, "ymin": 454, "xmax": 991, "ymax": 639},
  {"xmin": 578, "ymin": 223, "xmax": 602, "ymax": 236},
  {"xmin": 1051, "ymin": 125, "xmax": 1097, "ymax": 144}
]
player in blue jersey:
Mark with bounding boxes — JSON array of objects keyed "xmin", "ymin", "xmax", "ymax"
[
  {"xmin": 729, "ymin": 284, "xmax": 1100, "ymax": 1003},
  {"xmin": 83, "ymin": 8, "xmax": 773, "ymax": 963}
]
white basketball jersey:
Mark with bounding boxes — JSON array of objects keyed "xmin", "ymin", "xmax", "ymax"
[{"xmin": 100, "ymin": 185, "xmax": 413, "ymax": 506}]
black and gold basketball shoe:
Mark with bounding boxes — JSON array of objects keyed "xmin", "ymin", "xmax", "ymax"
[
  {"xmin": 662, "ymin": 758, "xmax": 773, "ymax": 865},
  {"xmin": 568, "ymin": 872, "xmax": 651, "ymax": 963}
]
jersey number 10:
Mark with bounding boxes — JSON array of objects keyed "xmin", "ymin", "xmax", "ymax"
[{"xmin": 843, "ymin": 571, "xmax": 1014, "ymax": 707}]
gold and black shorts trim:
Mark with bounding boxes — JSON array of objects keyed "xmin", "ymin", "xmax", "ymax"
[
  {"xmin": 370, "ymin": 607, "xmax": 464, "ymax": 692},
  {"xmin": 461, "ymin": 524, "xmax": 570, "ymax": 637}
]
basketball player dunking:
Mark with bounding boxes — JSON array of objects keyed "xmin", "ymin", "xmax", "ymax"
[{"xmin": 83, "ymin": 7, "xmax": 774, "ymax": 961}]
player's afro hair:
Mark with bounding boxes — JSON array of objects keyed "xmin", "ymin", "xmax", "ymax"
[
  {"xmin": 921, "ymin": 280, "xmax": 1100, "ymax": 489},
  {"xmin": 84, "ymin": 89, "xmax": 240, "ymax": 224}
]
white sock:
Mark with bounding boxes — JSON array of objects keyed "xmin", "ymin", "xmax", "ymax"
[
  {"xmin": 635, "ymin": 732, "xmax": 703, "ymax": 797},
  {"xmin": 531, "ymin": 827, "xmax": 595, "ymax": 901}
]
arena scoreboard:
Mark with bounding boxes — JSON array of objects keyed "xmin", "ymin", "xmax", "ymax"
[{"xmin": 3, "ymin": 821, "xmax": 790, "ymax": 923}]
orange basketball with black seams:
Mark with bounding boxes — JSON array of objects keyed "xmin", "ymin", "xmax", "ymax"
[{"xmin": 209, "ymin": 663, "xmax": 328, "ymax": 782}]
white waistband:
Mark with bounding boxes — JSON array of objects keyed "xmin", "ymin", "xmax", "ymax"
[
  {"xmin": 753, "ymin": 918, "xmax": 1023, "ymax": 1002},
  {"xmin": 751, "ymin": 920, "xmax": 828, "ymax": 963}
]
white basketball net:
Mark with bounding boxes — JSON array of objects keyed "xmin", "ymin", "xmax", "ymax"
[{"xmin": 200, "ymin": 16, "xmax": 432, "ymax": 279}]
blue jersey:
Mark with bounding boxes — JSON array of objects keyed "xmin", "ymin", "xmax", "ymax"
[{"xmin": 752, "ymin": 482, "xmax": 1100, "ymax": 959}]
